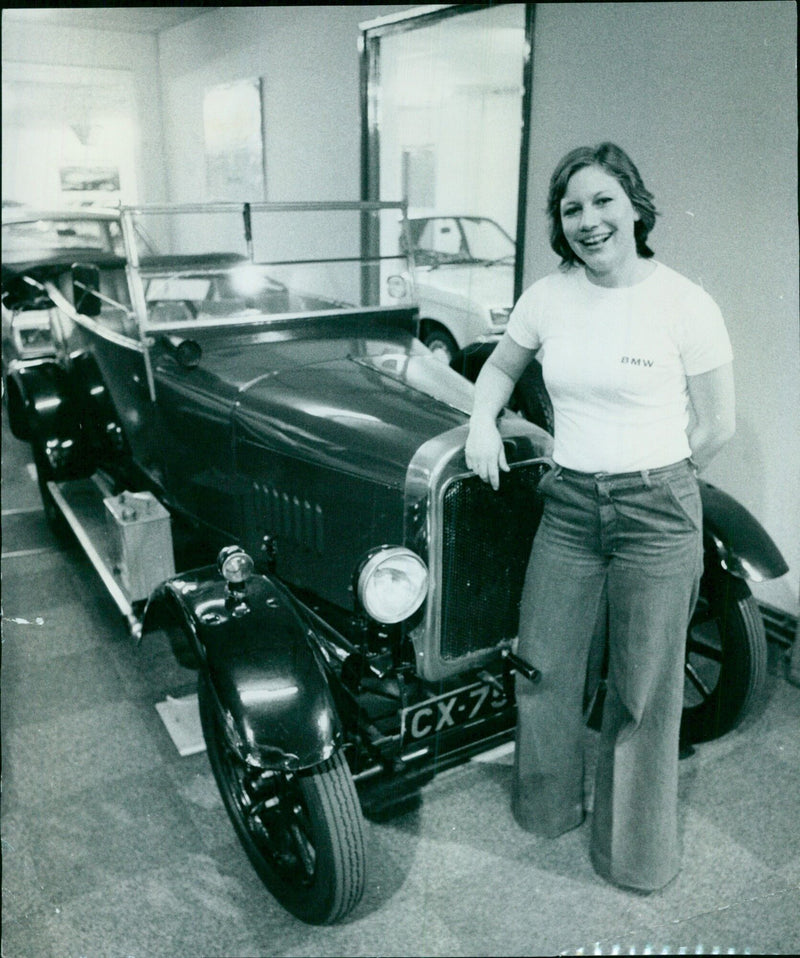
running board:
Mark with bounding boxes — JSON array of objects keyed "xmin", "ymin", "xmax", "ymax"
[{"xmin": 48, "ymin": 475, "xmax": 143, "ymax": 639}]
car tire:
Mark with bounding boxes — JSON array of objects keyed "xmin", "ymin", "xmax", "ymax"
[
  {"xmin": 450, "ymin": 344, "xmax": 555, "ymax": 435},
  {"xmin": 198, "ymin": 673, "xmax": 366, "ymax": 924},
  {"xmin": 424, "ymin": 327, "xmax": 459, "ymax": 364},
  {"xmin": 681, "ymin": 567, "xmax": 767, "ymax": 744},
  {"xmin": 31, "ymin": 438, "xmax": 73, "ymax": 541}
]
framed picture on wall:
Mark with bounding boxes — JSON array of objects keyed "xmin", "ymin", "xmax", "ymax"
[
  {"xmin": 59, "ymin": 165, "xmax": 121, "ymax": 206},
  {"xmin": 203, "ymin": 77, "xmax": 266, "ymax": 201}
]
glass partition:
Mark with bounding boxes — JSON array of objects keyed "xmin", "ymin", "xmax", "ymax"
[{"xmin": 361, "ymin": 4, "xmax": 532, "ymax": 305}]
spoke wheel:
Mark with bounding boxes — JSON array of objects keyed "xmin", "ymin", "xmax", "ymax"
[
  {"xmin": 681, "ymin": 567, "xmax": 767, "ymax": 744},
  {"xmin": 198, "ymin": 674, "xmax": 366, "ymax": 924}
]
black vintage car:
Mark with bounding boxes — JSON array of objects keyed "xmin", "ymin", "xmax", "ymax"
[{"xmin": 1, "ymin": 201, "xmax": 788, "ymax": 924}]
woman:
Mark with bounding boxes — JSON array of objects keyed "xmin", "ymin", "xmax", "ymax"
[{"xmin": 465, "ymin": 142, "xmax": 735, "ymax": 892}]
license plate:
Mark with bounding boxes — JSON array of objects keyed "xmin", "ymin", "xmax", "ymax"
[{"xmin": 401, "ymin": 679, "xmax": 509, "ymax": 745}]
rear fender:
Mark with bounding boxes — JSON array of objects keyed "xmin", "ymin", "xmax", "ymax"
[
  {"xmin": 700, "ymin": 482, "xmax": 789, "ymax": 582},
  {"xmin": 144, "ymin": 568, "xmax": 341, "ymax": 771},
  {"xmin": 3, "ymin": 366, "xmax": 32, "ymax": 440}
]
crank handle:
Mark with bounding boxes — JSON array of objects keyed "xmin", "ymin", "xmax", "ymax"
[{"xmin": 502, "ymin": 648, "xmax": 541, "ymax": 684}]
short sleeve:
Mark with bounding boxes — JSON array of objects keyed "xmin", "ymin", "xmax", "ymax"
[
  {"xmin": 679, "ymin": 288, "xmax": 733, "ymax": 376},
  {"xmin": 506, "ymin": 280, "xmax": 545, "ymax": 351}
]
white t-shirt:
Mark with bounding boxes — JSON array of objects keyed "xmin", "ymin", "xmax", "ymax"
[{"xmin": 506, "ymin": 262, "xmax": 733, "ymax": 473}]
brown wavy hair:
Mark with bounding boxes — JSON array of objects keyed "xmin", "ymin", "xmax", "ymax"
[{"xmin": 547, "ymin": 142, "xmax": 658, "ymax": 266}]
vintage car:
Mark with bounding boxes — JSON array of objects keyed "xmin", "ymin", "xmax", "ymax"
[
  {"xmin": 406, "ymin": 214, "xmax": 515, "ymax": 362},
  {"xmin": 2, "ymin": 201, "xmax": 788, "ymax": 924}
]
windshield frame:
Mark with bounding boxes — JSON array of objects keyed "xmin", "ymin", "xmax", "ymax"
[{"xmin": 118, "ymin": 200, "xmax": 415, "ymax": 400}]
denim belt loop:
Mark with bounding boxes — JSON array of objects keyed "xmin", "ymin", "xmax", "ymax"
[{"xmin": 640, "ymin": 469, "xmax": 652, "ymax": 487}]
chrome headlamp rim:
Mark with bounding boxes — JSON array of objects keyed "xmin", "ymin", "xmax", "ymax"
[
  {"xmin": 217, "ymin": 545, "xmax": 255, "ymax": 584},
  {"xmin": 356, "ymin": 545, "xmax": 429, "ymax": 625}
]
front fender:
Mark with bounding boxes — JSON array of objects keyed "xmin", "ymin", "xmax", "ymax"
[
  {"xmin": 700, "ymin": 482, "xmax": 789, "ymax": 582},
  {"xmin": 148, "ymin": 568, "xmax": 341, "ymax": 771}
]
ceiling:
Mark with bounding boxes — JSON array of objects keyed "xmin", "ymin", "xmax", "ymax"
[{"xmin": 2, "ymin": 7, "xmax": 218, "ymax": 34}]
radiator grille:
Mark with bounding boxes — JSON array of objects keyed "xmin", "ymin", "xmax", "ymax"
[{"xmin": 439, "ymin": 466, "xmax": 545, "ymax": 660}]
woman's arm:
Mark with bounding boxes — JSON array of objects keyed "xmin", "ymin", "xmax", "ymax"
[
  {"xmin": 465, "ymin": 333, "xmax": 536, "ymax": 489},
  {"xmin": 686, "ymin": 361, "xmax": 735, "ymax": 471}
]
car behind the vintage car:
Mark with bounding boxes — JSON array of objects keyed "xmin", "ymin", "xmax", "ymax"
[
  {"xmin": 1, "ymin": 201, "xmax": 788, "ymax": 924},
  {"xmin": 406, "ymin": 214, "xmax": 516, "ymax": 362},
  {"xmin": 1, "ymin": 206, "xmax": 158, "ymax": 385}
]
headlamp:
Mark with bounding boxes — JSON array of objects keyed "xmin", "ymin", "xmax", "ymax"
[
  {"xmin": 217, "ymin": 545, "xmax": 254, "ymax": 585},
  {"xmin": 386, "ymin": 274, "xmax": 410, "ymax": 299},
  {"xmin": 490, "ymin": 307, "xmax": 511, "ymax": 326},
  {"xmin": 356, "ymin": 546, "xmax": 428, "ymax": 625},
  {"xmin": 230, "ymin": 264, "xmax": 267, "ymax": 297}
]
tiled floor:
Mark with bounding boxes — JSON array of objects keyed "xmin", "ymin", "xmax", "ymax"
[{"xmin": 2, "ymin": 412, "xmax": 799, "ymax": 957}]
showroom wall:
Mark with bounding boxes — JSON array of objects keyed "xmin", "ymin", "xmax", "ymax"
[
  {"xmin": 156, "ymin": 5, "xmax": 408, "ymax": 203},
  {"xmin": 2, "ymin": 3, "xmax": 797, "ymax": 613}
]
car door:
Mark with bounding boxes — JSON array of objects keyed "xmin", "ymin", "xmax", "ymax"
[{"xmin": 146, "ymin": 341, "xmax": 244, "ymax": 537}]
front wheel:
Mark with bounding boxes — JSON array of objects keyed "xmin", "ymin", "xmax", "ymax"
[
  {"xmin": 423, "ymin": 326, "xmax": 458, "ymax": 364},
  {"xmin": 681, "ymin": 566, "xmax": 767, "ymax": 744},
  {"xmin": 198, "ymin": 674, "xmax": 366, "ymax": 924}
]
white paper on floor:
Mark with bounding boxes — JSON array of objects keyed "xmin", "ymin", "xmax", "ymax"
[
  {"xmin": 155, "ymin": 694, "xmax": 206, "ymax": 756},
  {"xmin": 470, "ymin": 740, "xmax": 515, "ymax": 765}
]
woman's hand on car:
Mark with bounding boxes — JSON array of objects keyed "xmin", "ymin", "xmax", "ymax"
[
  {"xmin": 465, "ymin": 420, "xmax": 509, "ymax": 491},
  {"xmin": 464, "ymin": 333, "xmax": 536, "ymax": 490}
]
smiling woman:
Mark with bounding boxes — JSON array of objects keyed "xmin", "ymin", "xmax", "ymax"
[
  {"xmin": 559, "ymin": 166, "xmax": 652, "ymax": 288},
  {"xmin": 465, "ymin": 141, "xmax": 738, "ymax": 895},
  {"xmin": 548, "ymin": 142, "xmax": 659, "ymax": 287}
]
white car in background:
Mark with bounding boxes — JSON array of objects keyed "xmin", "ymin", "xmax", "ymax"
[{"xmin": 407, "ymin": 214, "xmax": 516, "ymax": 362}]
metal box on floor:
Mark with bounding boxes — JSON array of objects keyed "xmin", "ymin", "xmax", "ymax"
[{"xmin": 104, "ymin": 491, "xmax": 175, "ymax": 601}]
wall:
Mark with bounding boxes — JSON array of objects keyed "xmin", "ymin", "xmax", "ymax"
[
  {"xmin": 524, "ymin": 1, "xmax": 798, "ymax": 613},
  {"xmin": 156, "ymin": 5, "xmax": 408, "ymax": 203},
  {"xmin": 1, "ymin": 15, "xmax": 167, "ymax": 203}
]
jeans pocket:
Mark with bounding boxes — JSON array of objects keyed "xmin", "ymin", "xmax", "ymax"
[
  {"xmin": 663, "ymin": 476, "xmax": 702, "ymax": 532},
  {"xmin": 537, "ymin": 465, "xmax": 558, "ymax": 497}
]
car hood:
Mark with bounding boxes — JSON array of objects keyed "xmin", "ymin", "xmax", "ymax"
[
  {"xmin": 231, "ymin": 347, "xmax": 474, "ymax": 487},
  {"xmin": 414, "ymin": 262, "xmax": 514, "ymax": 309}
]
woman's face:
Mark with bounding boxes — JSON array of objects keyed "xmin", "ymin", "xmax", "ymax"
[{"xmin": 559, "ymin": 165, "xmax": 640, "ymax": 282}]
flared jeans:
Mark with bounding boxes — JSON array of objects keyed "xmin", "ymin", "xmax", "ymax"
[{"xmin": 513, "ymin": 459, "xmax": 703, "ymax": 891}]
